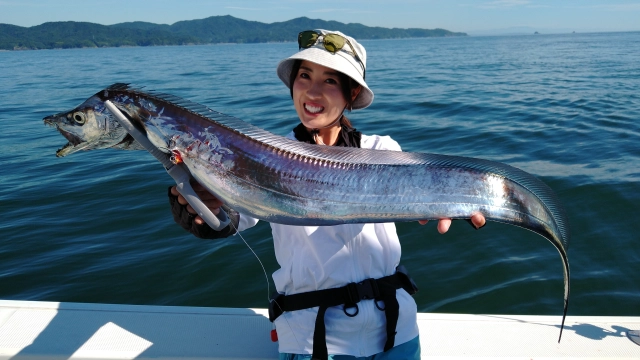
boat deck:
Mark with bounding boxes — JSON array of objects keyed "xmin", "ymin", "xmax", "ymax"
[{"xmin": 0, "ymin": 300, "xmax": 638, "ymax": 359}]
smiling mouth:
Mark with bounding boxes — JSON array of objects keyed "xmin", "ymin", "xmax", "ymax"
[{"xmin": 304, "ymin": 103, "xmax": 324, "ymax": 114}]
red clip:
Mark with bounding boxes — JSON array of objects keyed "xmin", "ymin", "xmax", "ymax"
[{"xmin": 270, "ymin": 329, "xmax": 278, "ymax": 342}]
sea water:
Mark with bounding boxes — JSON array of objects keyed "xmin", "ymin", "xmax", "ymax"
[{"xmin": 0, "ymin": 32, "xmax": 639, "ymax": 318}]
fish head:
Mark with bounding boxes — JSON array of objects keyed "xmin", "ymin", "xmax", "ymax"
[{"xmin": 43, "ymin": 95, "xmax": 128, "ymax": 157}]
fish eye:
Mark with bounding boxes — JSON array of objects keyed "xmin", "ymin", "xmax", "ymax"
[{"xmin": 72, "ymin": 112, "xmax": 86, "ymax": 124}]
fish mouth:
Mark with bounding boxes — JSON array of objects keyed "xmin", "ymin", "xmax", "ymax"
[{"xmin": 44, "ymin": 116, "xmax": 87, "ymax": 157}]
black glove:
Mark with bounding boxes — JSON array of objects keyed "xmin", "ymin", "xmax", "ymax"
[{"xmin": 167, "ymin": 186, "xmax": 239, "ymax": 239}]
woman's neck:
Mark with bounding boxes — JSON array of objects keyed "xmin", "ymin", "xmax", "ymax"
[
  {"xmin": 308, "ymin": 113, "xmax": 343, "ymax": 146},
  {"xmin": 311, "ymin": 124, "xmax": 342, "ymax": 146}
]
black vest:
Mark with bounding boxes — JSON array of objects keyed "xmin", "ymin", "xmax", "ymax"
[{"xmin": 292, "ymin": 123, "xmax": 362, "ymax": 148}]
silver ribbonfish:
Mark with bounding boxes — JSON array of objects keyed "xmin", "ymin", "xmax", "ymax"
[{"xmin": 43, "ymin": 83, "xmax": 571, "ymax": 340}]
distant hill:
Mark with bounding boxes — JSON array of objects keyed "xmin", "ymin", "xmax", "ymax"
[{"xmin": 0, "ymin": 15, "xmax": 466, "ymax": 50}]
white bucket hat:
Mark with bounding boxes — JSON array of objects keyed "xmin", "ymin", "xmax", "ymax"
[{"xmin": 276, "ymin": 29, "xmax": 374, "ymax": 110}]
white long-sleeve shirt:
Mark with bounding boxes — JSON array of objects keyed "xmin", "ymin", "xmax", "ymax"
[{"xmin": 237, "ymin": 132, "xmax": 419, "ymax": 356}]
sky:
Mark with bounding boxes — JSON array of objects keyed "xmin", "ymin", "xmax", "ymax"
[{"xmin": 1, "ymin": 0, "xmax": 639, "ymax": 34}]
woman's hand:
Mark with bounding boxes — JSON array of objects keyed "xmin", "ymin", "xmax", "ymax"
[
  {"xmin": 170, "ymin": 181, "xmax": 224, "ymax": 225},
  {"xmin": 418, "ymin": 213, "xmax": 486, "ymax": 234}
]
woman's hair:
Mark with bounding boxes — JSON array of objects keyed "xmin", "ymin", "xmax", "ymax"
[{"xmin": 289, "ymin": 59, "xmax": 361, "ymax": 128}]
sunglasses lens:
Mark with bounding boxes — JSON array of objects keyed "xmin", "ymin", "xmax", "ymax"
[
  {"xmin": 298, "ymin": 31, "xmax": 319, "ymax": 48},
  {"xmin": 322, "ymin": 34, "xmax": 345, "ymax": 53}
]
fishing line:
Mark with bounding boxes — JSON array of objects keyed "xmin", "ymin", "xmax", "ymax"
[
  {"xmin": 229, "ymin": 220, "xmax": 302, "ymax": 347},
  {"xmin": 228, "ymin": 221, "xmax": 271, "ymax": 303}
]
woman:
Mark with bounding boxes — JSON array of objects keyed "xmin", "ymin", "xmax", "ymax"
[{"xmin": 169, "ymin": 29, "xmax": 486, "ymax": 359}]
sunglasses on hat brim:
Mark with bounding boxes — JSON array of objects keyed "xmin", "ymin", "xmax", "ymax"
[{"xmin": 297, "ymin": 30, "xmax": 366, "ymax": 79}]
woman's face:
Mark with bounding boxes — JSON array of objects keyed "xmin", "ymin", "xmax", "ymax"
[{"xmin": 292, "ymin": 60, "xmax": 349, "ymax": 130}]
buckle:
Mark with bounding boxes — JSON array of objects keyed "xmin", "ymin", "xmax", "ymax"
[
  {"xmin": 343, "ymin": 303, "xmax": 359, "ymax": 317},
  {"xmin": 346, "ymin": 278, "xmax": 380, "ymax": 304},
  {"xmin": 268, "ymin": 293, "xmax": 284, "ymax": 322}
]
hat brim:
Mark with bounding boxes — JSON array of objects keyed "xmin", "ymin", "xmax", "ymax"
[{"xmin": 276, "ymin": 47, "xmax": 373, "ymax": 110}]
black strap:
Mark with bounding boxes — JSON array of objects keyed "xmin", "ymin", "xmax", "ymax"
[
  {"xmin": 378, "ymin": 279, "xmax": 400, "ymax": 352},
  {"xmin": 312, "ymin": 305, "xmax": 330, "ymax": 360},
  {"xmin": 269, "ymin": 269, "xmax": 417, "ymax": 359},
  {"xmin": 292, "ymin": 122, "xmax": 362, "ymax": 148}
]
